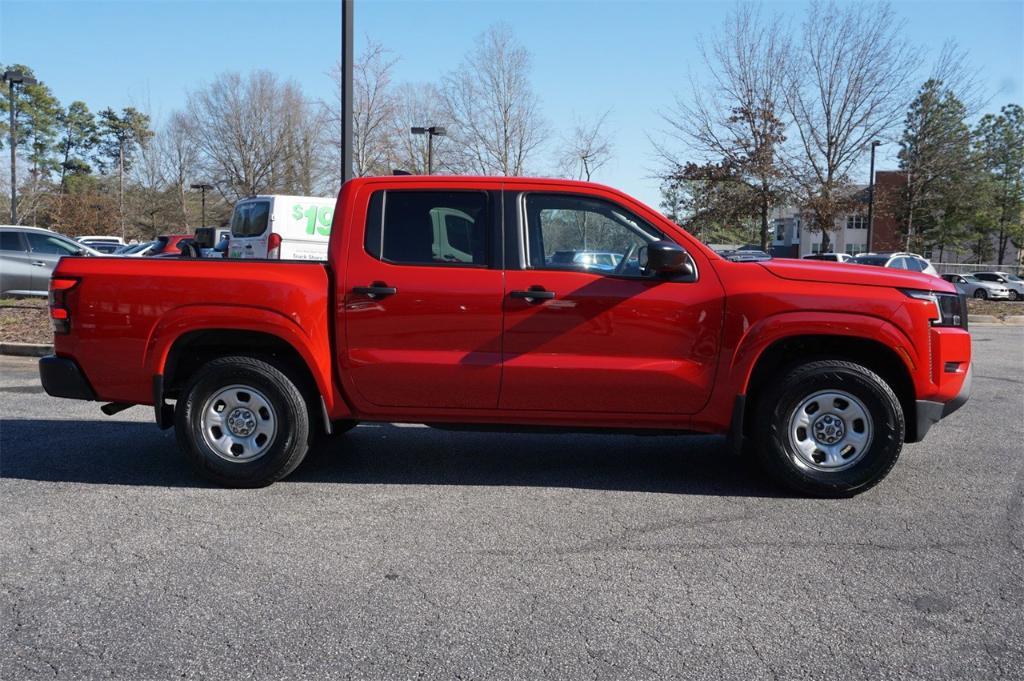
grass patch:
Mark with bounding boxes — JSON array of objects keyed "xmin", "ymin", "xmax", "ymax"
[{"xmin": 0, "ymin": 298, "xmax": 52, "ymax": 344}]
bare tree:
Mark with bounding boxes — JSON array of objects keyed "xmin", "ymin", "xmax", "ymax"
[
  {"xmin": 784, "ymin": 0, "xmax": 921, "ymax": 250},
  {"xmin": 557, "ymin": 110, "xmax": 613, "ymax": 181},
  {"xmin": 391, "ymin": 83, "xmax": 452, "ymax": 174},
  {"xmin": 331, "ymin": 41, "xmax": 400, "ymax": 181},
  {"xmin": 657, "ymin": 2, "xmax": 791, "ymax": 250},
  {"xmin": 186, "ymin": 71, "xmax": 293, "ymax": 200},
  {"xmin": 159, "ymin": 111, "xmax": 200, "ymax": 229},
  {"xmin": 275, "ymin": 85, "xmax": 331, "ymax": 195},
  {"xmin": 442, "ymin": 24, "xmax": 547, "ymax": 175}
]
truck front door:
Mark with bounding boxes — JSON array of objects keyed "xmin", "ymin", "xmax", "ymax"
[
  {"xmin": 341, "ymin": 187, "xmax": 504, "ymax": 411},
  {"xmin": 499, "ymin": 190, "xmax": 724, "ymax": 415}
]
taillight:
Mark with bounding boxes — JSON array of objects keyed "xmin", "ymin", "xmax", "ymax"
[
  {"xmin": 49, "ymin": 277, "xmax": 79, "ymax": 335},
  {"xmin": 267, "ymin": 233, "xmax": 282, "ymax": 259}
]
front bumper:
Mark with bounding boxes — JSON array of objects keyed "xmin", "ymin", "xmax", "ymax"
[
  {"xmin": 913, "ymin": 363, "xmax": 972, "ymax": 442},
  {"xmin": 39, "ymin": 355, "xmax": 96, "ymax": 401}
]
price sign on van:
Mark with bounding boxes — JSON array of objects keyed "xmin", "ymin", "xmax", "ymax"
[{"xmin": 293, "ymin": 204, "xmax": 333, "ymax": 236}]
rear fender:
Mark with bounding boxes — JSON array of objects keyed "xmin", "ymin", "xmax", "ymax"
[{"xmin": 145, "ymin": 304, "xmax": 350, "ymax": 418}]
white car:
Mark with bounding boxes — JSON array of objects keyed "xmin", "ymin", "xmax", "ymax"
[
  {"xmin": 972, "ymin": 272, "xmax": 1024, "ymax": 301},
  {"xmin": 227, "ymin": 195, "xmax": 336, "ymax": 261},
  {"xmin": 850, "ymin": 252, "xmax": 938, "ymax": 276},
  {"xmin": 941, "ymin": 274, "xmax": 1011, "ymax": 300},
  {"xmin": 75, "ymin": 235, "xmax": 125, "ymax": 246},
  {"xmin": 802, "ymin": 252, "xmax": 853, "ymax": 263}
]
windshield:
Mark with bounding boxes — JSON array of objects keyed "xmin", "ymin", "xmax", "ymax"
[
  {"xmin": 1006, "ymin": 274, "xmax": 1022, "ymax": 282},
  {"xmin": 962, "ymin": 275, "xmax": 980, "ymax": 282},
  {"xmin": 851, "ymin": 255, "xmax": 888, "ymax": 267}
]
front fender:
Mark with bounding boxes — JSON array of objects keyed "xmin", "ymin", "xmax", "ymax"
[
  {"xmin": 691, "ymin": 310, "xmax": 917, "ymax": 434},
  {"xmin": 731, "ymin": 311, "xmax": 918, "ymax": 394}
]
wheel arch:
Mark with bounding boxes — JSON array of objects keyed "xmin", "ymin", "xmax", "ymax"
[{"xmin": 740, "ymin": 334, "xmax": 921, "ymax": 443}]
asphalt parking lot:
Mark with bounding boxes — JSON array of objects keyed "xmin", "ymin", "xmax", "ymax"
[{"xmin": 2, "ymin": 326, "xmax": 1022, "ymax": 680}]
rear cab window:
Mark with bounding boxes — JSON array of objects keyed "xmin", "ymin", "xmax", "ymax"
[{"xmin": 231, "ymin": 201, "xmax": 271, "ymax": 238}]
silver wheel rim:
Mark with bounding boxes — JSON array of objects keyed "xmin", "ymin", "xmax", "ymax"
[
  {"xmin": 787, "ymin": 389, "xmax": 873, "ymax": 472},
  {"xmin": 200, "ymin": 384, "xmax": 277, "ymax": 463}
]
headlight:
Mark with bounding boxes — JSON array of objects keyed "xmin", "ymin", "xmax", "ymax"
[{"xmin": 900, "ymin": 289, "xmax": 967, "ymax": 329}]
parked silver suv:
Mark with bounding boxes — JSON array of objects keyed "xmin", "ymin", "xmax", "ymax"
[{"xmin": 0, "ymin": 225, "xmax": 99, "ymax": 297}]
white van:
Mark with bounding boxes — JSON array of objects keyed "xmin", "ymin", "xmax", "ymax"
[{"xmin": 227, "ymin": 195, "xmax": 336, "ymax": 260}]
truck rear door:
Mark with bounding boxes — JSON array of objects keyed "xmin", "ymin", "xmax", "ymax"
[{"xmin": 341, "ymin": 185, "xmax": 504, "ymax": 411}]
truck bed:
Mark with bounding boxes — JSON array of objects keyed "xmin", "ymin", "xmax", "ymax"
[{"xmin": 50, "ymin": 257, "xmax": 332, "ymax": 405}]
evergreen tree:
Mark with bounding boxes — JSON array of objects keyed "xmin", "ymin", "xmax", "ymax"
[
  {"xmin": 973, "ymin": 104, "xmax": 1024, "ymax": 264},
  {"xmin": 57, "ymin": 101, "xmax": 99, "ymax": 190},
  {"xmin": 97, "ymin": 107, "xmax": 153, "ymax": 238},
  {"xmin": 897, "ymin": 79, "xmax": 973, "ymax": 253}
]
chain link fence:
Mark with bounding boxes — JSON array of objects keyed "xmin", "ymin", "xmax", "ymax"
[{"xmin": 932, "ymin": 262, "xmax": 1024, "ymax": 276}]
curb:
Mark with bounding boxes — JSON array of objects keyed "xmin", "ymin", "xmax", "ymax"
[
  {"xmin": 968, "ymin": 315, "xmax": 1000, "ymax": 324},
  {"xmin": 1005, "ymin": 316, "xmax": 1024, "ymax": 326},
  {"xmin": 0, "ymin": 342, "xmax": 52, "ymax": 357}
]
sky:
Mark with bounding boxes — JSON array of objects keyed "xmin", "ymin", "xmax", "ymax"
[{"xmin": 2, "ymin": 0, "xmax": 1022, "ymax": 207}]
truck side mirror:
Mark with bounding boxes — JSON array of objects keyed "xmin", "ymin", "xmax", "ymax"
[{"xmin": 644, "ymin": 240, "xmax": 694, "ymax": 278}]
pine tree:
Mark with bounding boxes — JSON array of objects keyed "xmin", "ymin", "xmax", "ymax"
[
  {"xmin": 57, "ymin": 101, "xmax": 99, "ymax": 190},
  {"xmin": 897, "ymin": 79, "xmax": 973, "ymax": 253},
  {"xmin": 98, "ymin": 107, "xmax": 153, "ymax": 239},
  {"xmin": 974, "ymin": 104, "xmax": 1024, "ymax": 265}
]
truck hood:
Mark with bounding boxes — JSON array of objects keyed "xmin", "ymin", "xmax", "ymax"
[{"xmin": 758, "ymin": 258, "xmax": 956, "ymax": 293}]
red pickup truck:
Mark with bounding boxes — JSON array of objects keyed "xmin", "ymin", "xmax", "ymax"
[{"xmin": 39, "ymin": 176, "xmax": 971, "ymax": 496}]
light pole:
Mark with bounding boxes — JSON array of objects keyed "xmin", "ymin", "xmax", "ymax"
[
  {"xmin": 190, "ymin": 183, "xmax": 214, "ymax": 227},
  {"xmin": 4, "ymin": 70, "xmax": 38, "ymax": 225},
  {"xmin": 340, "ymin": 0, "xmax": 353, "ymax": 185},
  {"xmin": 411, "ymin": 126, "xmax": 446, "ymax": 175},
  {"xmin": 866, "ymin": 140, "xmax": 881, "ymax": 252}
]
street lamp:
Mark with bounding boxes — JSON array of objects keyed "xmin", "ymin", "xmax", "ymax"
[
  {"xmin": 866, "ymin": 140, "xmax": 881, "ymax": 252},
  {"xmin": 411, "ymin": 126, "xmax": 446, "ymax": 175},
  {"xmin": 4, "ymin": 70, "xmax": 38, "ymax": 225},
  {"xmin": 190, "ymin": 183, "xmax": 214, "ymax": 227}
]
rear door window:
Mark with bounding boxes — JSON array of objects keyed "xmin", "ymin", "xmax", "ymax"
[
  {"xmin": 0, "ymin": 231, "xmax": 26, "ymax": 252},
  {"xmin": 365, "ymin": 191, "xmax": 489, "ymax": 266},
  {"xmin": 231, "ymin": 201, "xmax": 271, "ymax": 237}
]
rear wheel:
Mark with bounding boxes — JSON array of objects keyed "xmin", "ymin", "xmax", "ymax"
[
  {"xmin": 175, "ymin": 355, "xmax": 312, "ymax": 487},
  {"xmin": 974, "ymin": 288, "xmax": 988, "ymax": 299},
  {"xmin": 752, "ymin": 360, "xmax": 905, "ymax": 497}
]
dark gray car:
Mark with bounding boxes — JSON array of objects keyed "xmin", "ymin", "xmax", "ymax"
[{"xmin": 0, "ymin": 225, "xmax": 99, "ymax": 297}]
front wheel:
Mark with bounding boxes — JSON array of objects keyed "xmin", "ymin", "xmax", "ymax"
[
  {"xmin": 175, "ymin": 355, "xmax": 312, "ymax": 487},
  {"xmin": 753, "ymin": 360, "xmax": 905, "ymax": 497},
  {"xmin": 1010, "ymin": 290, "xmax": 1019, "ymax": 301},
  {"xmin": 974, "ymin": 288, "xmax": 988, "ymax": 299}
]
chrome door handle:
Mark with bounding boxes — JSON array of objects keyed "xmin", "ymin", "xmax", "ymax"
[{"xmin": 31, "ymin": 261, "xmax": 47, "ymax": 267}]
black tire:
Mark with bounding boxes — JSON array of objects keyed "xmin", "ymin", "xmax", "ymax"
[
  {"xmin": 752, "ymin": 360, "xmax": 905, "ymax": 498},
  {"xmin": 1010, "ymin": 290, "xmax": 1019, "ymax": 301},
  {"xmin": 175, "ymin": 355, "xmax": 312, "ymax": 487},
  {"xmin": 974, "ymin": 288, "xmax": 987, "ymax": 299}
]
